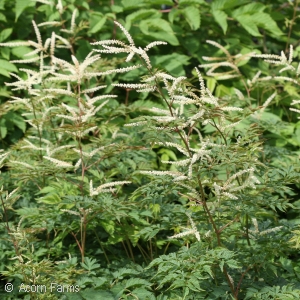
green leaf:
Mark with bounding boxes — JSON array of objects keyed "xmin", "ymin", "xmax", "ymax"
[
  {"xmin": 37, "ymin": 193, "xmax": 61, "ymax": 204},
  {"xmin": 139, "ymin": 19, "xmax": 179, "ymax": 46},
  {"xmin": 125, "ymin": 278, "xmax": 151, "ymax": 289},
  {"xmin": 9, "ymin": 113, "xmax": 26, "ymax": 132},
  {"xmin": 0, "ymin": 28, "xmax": 12, "ymax": 42},
  {"xmin": 0, "ymin": 12, "xmax": 6, "ymax": 22},
  {"xmin": 0, "ymin": 119, "xmax": 7, "ymax": 138},
  {"xmin": 211, "ymin": 9, "xmax": 228, "ymax": 34},
  {"xmin": 81, "ymin": 257, "xmax": 100, "ymax": 272},
  {"xmin": 100, "ymin": 219, "xmax": 115, "ymax": 235},
  {"xmin": 11, "ymin": 45, "xmax": 34, "ymax": 58},
  {"xmin": 125, "ymin": 9, "xmax": 161, "ymax": 30},
  {"xmin": 0, "ymin": 60, "xmax": 17, "ymax": 72},
  {"xmin": 0, "ymin": 59, "xmax": 18, "ymax": 77},
  {"xmin": 235, "ymin": 14, "xmax": 262, "ymax": 37},
  {"xmin": 207, "ymin": 77, "xmax": 217, "ymax": 93},
  {"xmin": 15, "ymin": 0, "xmax": 35, "ymax": 21},
  {"xmin": 179, "ymin": 0, "xmax": 205, "ymax": 4},
  {"xmin": 1, "ymin": 47, "xmax": 9, "ymax": 60},
  {"xmin": 231, "ymin": 2, "xmax": 265, "ymax": 16},
  {"xmin": 152, "ymin": 53, "xmax": 190, "ymax": 76},
  {"xmin": 89, "ymin": 14, "xmax": 107, "ymax": 34},
  {"xmin": 211, "ymin": 0, "xmax": 248, "ymax": 10},
  {"xmin": 121, "ymin": 0, "xmax": 144, "ymax": 10},
  {"xmin": 182, "ymin": 6, "xmax": 201, "ymax": 30},
  {"xmin": 0, "ymin": 68, "xmax": 10, "ymax": 77},
  {"xmin": 251, "ymin": 12, "xmax": 283, "ymax": 36}
]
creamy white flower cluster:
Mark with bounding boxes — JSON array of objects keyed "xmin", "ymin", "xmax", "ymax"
[
  {"xmin": 213, "ymin": 168, "xmax": 260, "ymax": 201},
  {"xmin": 250, "ymin": 45, "xmax": 300, "ymax": 86},
  {"xmin": 125, "ymin": 66, "xmax": 242, "ymax": 132},
  {"xmin": 168, "ymin": 213, "xmax": 201, "ymax": 242},
  {"xmin": 246, "ymin": 218, "xmax": 283, "ymax": 240},
  {"xmin": 290, "ymin": 99, "xmax": 300, "ymax": 118},
  {"xmin": 89, "ymin": 180, "xmax": 131, "ymax": 196},
  {"xmin": 199, "ymin": 40, "xmax": 254, "ymax": 80},
  {"xmin": 91, "ymin": 21, "xmax": 167, "ymax": 70}
]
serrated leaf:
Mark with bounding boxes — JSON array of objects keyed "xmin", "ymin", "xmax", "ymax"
[
  {"xmin": 139, "ymin": 19, "xmax": 179, "ymax": 46},
  {"xmin": 121, "ymin": 0, "xmax": 144, "ymax": 10},
  {"xmin": 211, "ymin": 9, "xmax": 228, "ymax": 34},
  {"xmin": 125, "ymin": 278, "xmax": 151, "ymax": 289},
  {"xmin": 182, "ymin": 6, "xmax": 201, "ymax": 30},
  {"xmin": 179, "ymin": 0, "xmax": 205, "ymax": 4},
  {"xmin": 231, "ymin": 2, "xmax": 265, "ymax": 16},
  {"xmin": 125, "ymin": 9, "xmax": 161, "ymax": 30},
  {"xmin": 251, "ymin": 12, "xmax": 283, "ymax": 36},
  {"xmin": 235, "ymin": 15, "xmax": 262, "ymax": 37},
  {"xmin": 100, "ymin": 219, "xmax": 115, "ymax": 235},
  {"xmin": 37, "ymin": 193, "xmax": 61, "ymax": 204},
  {"xmin": 11, "ymin": 113, "xmax": 26, "ymax": 132},
  {"xmin": 81, "ymin": 257, "xmax": 100, "ymax": 271}
]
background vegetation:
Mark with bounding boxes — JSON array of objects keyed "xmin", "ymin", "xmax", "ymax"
[{"xmin": 0, "ymin": 0, "xmax": 300, "ymax": 299}]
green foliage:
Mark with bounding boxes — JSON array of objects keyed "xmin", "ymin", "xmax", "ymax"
[{"xmin": 0, "ymin": 0, "xmax": 300, "ymax": 299}]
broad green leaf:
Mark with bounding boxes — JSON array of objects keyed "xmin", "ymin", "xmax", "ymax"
[
  {"xmin": 284, "ymin": 83, "xmax": 300, "ymax": 97},
  {"xmin": 152, "ymin": 53, "xmax": 190, "ymax": 76},
  {"xmin": 125, "ymin": 9, "xmax": 161, "ymax": 30},
  {"xmin": 215, "ymin": 84, "xmax": 233, "ymax": 97},
  {"xmin": 259, "ymin": 111, "xmax": 281, "ymax": 122},
  {"xmin": 182, "ymin": 6, "xmax": 201, "ymax": 30},
  {"xmin": 0, "ymin": 119, "xmax": 7, "ymax": 138},
  {"xmin": 236, "ymin": 47, "xmax": 254, "ymax": 66},
  {"xmin": 0, "ymin": 68, "xmax": 10, "ymax": 77},
  {"xmin": 0, "ymin": 59, "xmax": 18, "ymax": 73},
  {"xmin": 90, "ymin": 16, "xmax": 107, "ymax": 34},
  {"xmin": 125, "ymin": 278, "xmax": 151, "ymax": 289},
  {"xmin": 235, "ymin": 15, "xmax": 262, "ymax": 37},
  {"xmin": 11, "ymin": 45, "xmax": 34, "ymax": 58},
  {"xmin": 0, "ymin": 88, "xmax": 10, "ymax": 97},
  {"xmin": 231, "ymin": 2, "xmax": 265, "ymax": 16},
  {"xmin": 212, "ymin": 9, "xmax": 228, "ymax": 34},
  {"xmin": 15, "ymin": 0, "xmax": 35, "ymax": 21},
  {"xmin": 11, "ymin": 113, "xmax": 26, "ymax": 132},
  {"xmin": 179, "ymin": 0, "xmax": 205, "ymax": 4},
  {"xmin": 211, "ymin": 0, "xmax": 228, "ymax": 10},
  {"xmin": 37, "ymin": 194, "xmax": 61, "ymax": 204},
  {"xmin": 0, "ymin": 12, "xmax": 6, "ymax": 22},
  {"xmin": 0, "ymin": 28, "xmax": 12, "ymax": 42},
  {"xmin": 207, "ymin": 77, "xmax": 217, "ymax": 93},
  {"xmin": 111, "ymin": 5, "xmax": 123, "ymax": 13},
  {"xmin": 212, "ymin": 0, "xmax": 248, "ymax": 10},
  {"xmin": 145, "ymin": 0, "xmax": 173, "ymax": 4},
  {"xmin": 139, "ymin": 19, "xmax": 179, "ymax": 46},
  {"xmin": 100, "ymin": 220, "xmax": 115, "ymax": 235},
  {"xmin": 251, "ymin": 12, "xmax": 283, "ymax": 36},
  {"xmin": 121, "ymin": 0, "xmax": 144, "ymax": 10},
  {"xmin": 1, "ymin": 47, "xmax": 9, "ymax": 60}
]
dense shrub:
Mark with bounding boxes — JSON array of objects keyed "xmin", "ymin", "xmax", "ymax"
[{"xmin": 0, "ymin": 1, "xmax": 300, "ymax": 299}]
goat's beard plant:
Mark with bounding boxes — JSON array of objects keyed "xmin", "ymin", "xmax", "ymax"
[{"xmin": 0, "ymin": 4, "xmax": 299, "ymax": 300}]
